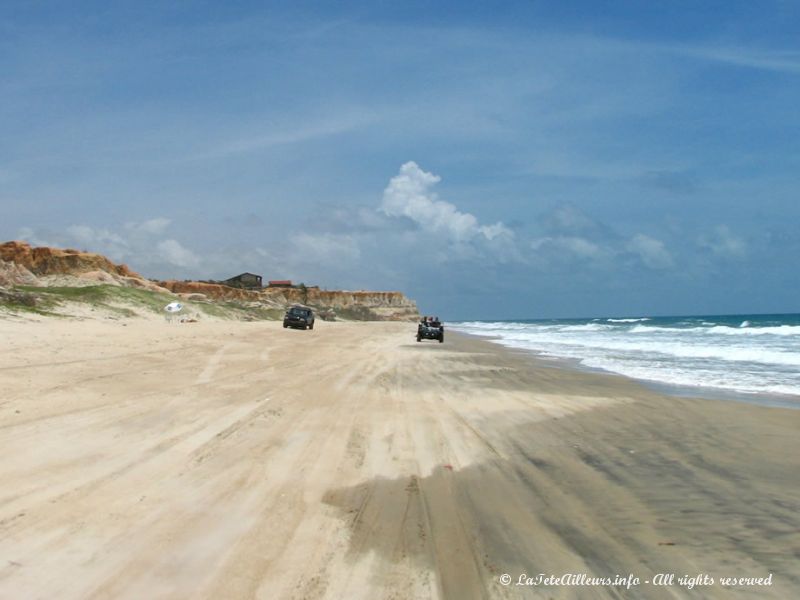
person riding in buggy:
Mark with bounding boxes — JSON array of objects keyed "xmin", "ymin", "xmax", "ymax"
[{"xmin": 417, "ymin": 315, "xmax": 444, "ymax": 343}]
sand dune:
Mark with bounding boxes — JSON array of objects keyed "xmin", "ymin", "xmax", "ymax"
[{"xmin": 1, "ymin": 320, "xmax": 797, "ymax": 599}]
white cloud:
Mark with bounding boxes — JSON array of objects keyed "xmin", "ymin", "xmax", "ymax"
[
  {"xmin": 627, "ymin": 234, "xmax": 674, "ymax": 269},
  {"xmin": 125, "ymin": 217, "xmax": 171, "ymax": 235},
  {"xmin": 381, "ymin": 162, "xmax": 512, "ymax": 243},
  {"xmin": 531, "ymin": 235, "xmax": 606, "ymax": 260},
  {"xmin": 544, "ymin": 205, "xmax": 598, "ymax": 233},
  {"xmin": 59, "ymin": 225, "xmax": 131, "ymax": 262},
  {"xmin": 65, "ymin": 225, "xmax": 128, "ymax": 256},
  {"xmin": 187, "ymin": 113, "xmax": 375, "ymax": 161},
  {"xmin": 671, "ymin": 44, "xmax": 800, "ymax": 75},
  {"xmin": 156, "ymin": 239, "xmax": 201, "ymax": 268},
  {"xmin": 16, "ymin": 227, "xmax": 56, "ymax": 248},
  {"xmin": 290, "ymin": 233, "xmax": 360, "ymax": 265},
  {"xmin": 698, "ymin": 225, "xmax": 746, "ymax": 258},
  {"xmin": 17, "ymin": 220, "xmax": 205, "ymax": 276}
]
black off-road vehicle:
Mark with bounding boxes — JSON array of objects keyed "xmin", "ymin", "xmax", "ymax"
[
  {"xmin": 283, "ymin": 306, "xmax": 315, "ymax": 330},
  {"xmin": 417, "ymin": 317, "xmax": 444, "ymax": 343}
]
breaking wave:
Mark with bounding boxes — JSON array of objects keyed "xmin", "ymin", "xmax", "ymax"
[{"xmin": 451, "ymin": 314, "xmax": 800, "ymax": 401}]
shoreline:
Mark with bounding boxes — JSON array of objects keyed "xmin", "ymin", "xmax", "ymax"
[
  {"xmin": 1, "ymin": 319, "xmax": 798, "ymax": 598},
  {"xmin": 451, "ymin": 327, "xmax": 800, "ymax": 410}
]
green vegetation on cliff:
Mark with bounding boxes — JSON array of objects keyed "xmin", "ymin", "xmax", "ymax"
[{"xmin": 5, "ymin": 285, "xmax": 282, "ymax": 321}]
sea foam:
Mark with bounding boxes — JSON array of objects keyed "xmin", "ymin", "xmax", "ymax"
[{"xmin": 452, "ymin": 314, "xmax": 800, "ymax": 400}]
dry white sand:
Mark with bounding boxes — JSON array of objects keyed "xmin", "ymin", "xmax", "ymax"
[{"xmin": 0, "ymin": 319, "xmax": 798, "ymax": 599}]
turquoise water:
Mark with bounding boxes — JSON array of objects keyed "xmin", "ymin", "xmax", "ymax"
[{"xmin": 452, "ymin": 314, "xmax": 800, "ymax": 406}]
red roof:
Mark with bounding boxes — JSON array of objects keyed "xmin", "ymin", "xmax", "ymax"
[{"xmin": 268, "ymin": 280, "xmax": 292, "ymax": 285}]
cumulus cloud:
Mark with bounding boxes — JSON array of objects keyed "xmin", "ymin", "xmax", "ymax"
[
  {"xmin": 531, "ymin": 235, "xmax": 607, "ymax": 260},
  {"xmin": 698, "ymin": 225, "xmax": 746, "ymax": 258},
  {"xmin": 528, "ymin": 205, "xmax": 683, "ymax": 273},
  {"xmin": 125, "ymin": 217, "xmax": 171, "ymax": 235},
  {"xmin": 65, "ymin": 225, "xmax": 129, "ymax": 260},
  {"xmin": 381, "ymin": 162, "xmax": 512, "ymax": 243},
  {"xmin": 156, "ymin": 239, "xmax": 200, "ymax": 268},
  {"xmin": 290, "ymin": 233, "xmax": 361, "ymax": 265},
  {"xmin": 541, "ymin": 205, "xmax": 599, "ymax": 234},
  {"xmin": 627, "ymin": 233, "xmax": 674, "ymax": 269},
  {"xmin": 66, "ymin": 225, "xmax": 126, "ymax": 246},
  {"xmin": 16, "ymin": 227, "xmax": 56, "ymax": 248},
  {"xmin": 529, "ymin": 204, "xmax": 621, "ymax": 267},
  {"xmin": 17, "ymin": 218, "xmax": 206, "ymax": 276}
]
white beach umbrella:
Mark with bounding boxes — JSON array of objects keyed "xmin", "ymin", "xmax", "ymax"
[{"xmin": 164, "ymin": 302, "xmax": 184, "ymax": 313}]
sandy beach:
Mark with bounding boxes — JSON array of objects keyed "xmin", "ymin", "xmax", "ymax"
[{"xmin": 0, "ymin": 319, "xmax": 798, "ymax": 599}]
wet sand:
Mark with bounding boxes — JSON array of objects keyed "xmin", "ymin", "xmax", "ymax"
[{"xmin": 0, "ymin": 319, "xmax": 798, "ymax": 599}]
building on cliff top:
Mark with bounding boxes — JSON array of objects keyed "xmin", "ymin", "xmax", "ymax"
[
  {"xmin": 223, "ymin": 272, "xmax": 263, "ymax": 289},
  {"xmin": 267, "ymin": 280, "xmax": 293, "ymax": 288}
]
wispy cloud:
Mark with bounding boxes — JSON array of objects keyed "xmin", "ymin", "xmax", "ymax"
[
  {"xmin": 184, "ymin": 113, "xmax": 376, "ymax": 161},
  {"xmin": 671, "ymin": 45, "xmax": 800, "ymax": 75},
  {"xmin": 531, "ymin": 236, "xmax": 609, "ymax": 262}
]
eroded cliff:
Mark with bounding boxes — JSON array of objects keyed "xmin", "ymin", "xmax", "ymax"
[{"xmin": 1, "ymin": 241, "xmax": 140, "ymax": 278}]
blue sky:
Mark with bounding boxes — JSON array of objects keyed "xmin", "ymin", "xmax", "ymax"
[{"xmin": 2, "ymin": 1, "xmax": 799, "ymax": 319}]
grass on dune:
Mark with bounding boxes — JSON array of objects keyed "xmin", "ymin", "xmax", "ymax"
[
  {"xmin": 16, "ymin": 285, "xmax": 167, "ymax": 315},
  {"xmin": 11, "ymin": 285, "xmax": 283, "ymax": 321}
]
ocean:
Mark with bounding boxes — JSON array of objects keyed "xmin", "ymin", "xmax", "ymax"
[{"xmin": 451, "ymin": 314, "xmax": 800, "ymax": 407}]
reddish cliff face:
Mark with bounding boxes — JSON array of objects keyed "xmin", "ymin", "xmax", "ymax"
[
  {"xmin": 158, "ymin": 280, "xmax": 263, "ymax": 302},
  {"xmin": 262, "ymin": 288, "xmax": 419, "ymax": 321},
  {"xmin": 159, "ymin": 281, "xmax": 420, "ymax": 321},
  {"xmin": 0, "ymin": 241, "xmax": 141, "ymax": 278}
]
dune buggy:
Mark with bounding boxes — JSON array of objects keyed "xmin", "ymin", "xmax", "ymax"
[{"xmin": 417, "ymin": 318, "xmax": 444, "ymax": 343}]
